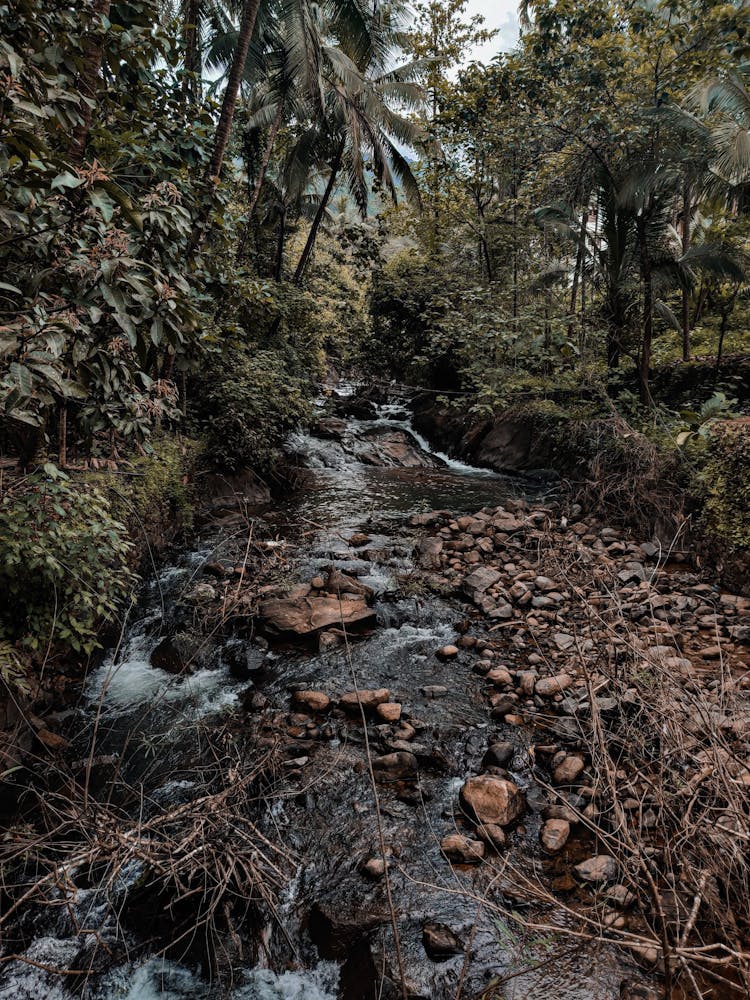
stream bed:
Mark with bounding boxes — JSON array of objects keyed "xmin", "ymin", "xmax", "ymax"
[{"xmin": 0, "ymin": 391, "xmax": 641, "ymax": 1000}]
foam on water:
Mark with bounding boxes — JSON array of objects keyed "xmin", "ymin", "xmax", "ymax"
[
  {"xmin": 86, "ymin": 626, "xmax": 239, "ymax": 717},
  {"xmin": 0, "ymin": 952, "xmax": 339, "ymax": 1000},
  {"xmin": 234, "ymin": 964, "xmax": 339, "ymax": 999},
  {"xmin": 87, "ymin": 657, "xmax": 239, "ymax": 716}
]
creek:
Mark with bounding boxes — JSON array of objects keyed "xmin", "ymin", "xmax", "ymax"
[{"xmin": 1, "ymin": 389, "xmax": 639, "ymax": 1000}]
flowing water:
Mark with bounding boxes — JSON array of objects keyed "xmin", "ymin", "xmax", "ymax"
[{"xmin": 1, "ymin": 392, "xmax": 637, "ymax": 999}]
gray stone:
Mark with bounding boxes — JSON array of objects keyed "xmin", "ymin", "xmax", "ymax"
[{"xmin": 575, "ymin": 854, "xmax": 617, "ymax": 883}]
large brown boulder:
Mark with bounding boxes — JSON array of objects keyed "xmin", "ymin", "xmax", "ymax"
[
  {"xmin": 460, "ymin": 775, "xmax": 525, "ymax": 827},
  {"xmin": 339, "ymin": 688, "xmax": 390, "ymax": 712},
  {"xmin": 259, "ymin": 595, "xmax": 376, "ymax": 636}
]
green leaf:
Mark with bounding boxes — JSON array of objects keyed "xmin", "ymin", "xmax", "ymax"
[
  {"xmin": 51, "ymin": 171, "xmax": 83, "ymax": 191},
  {"xmin": 89, "ymin": 188, "xmax": 115, "ymax": 222}
]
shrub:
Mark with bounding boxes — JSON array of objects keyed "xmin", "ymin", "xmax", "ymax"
[
  {"xmin": 0, "ymin": 470, "xmax": 136, "ymax": 655},
  {"xmin": 701, "ymin": 421, "xmax": 750, "ymax": 549},
  {"xmin": 194, "ymin": 348, "xmax": 311, "ymax": 474}
]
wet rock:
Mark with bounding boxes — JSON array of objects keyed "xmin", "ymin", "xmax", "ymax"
[
  {"xmin": 315, "ymin": 417, "xmax": 348, "ymax": 438},
  {"xmin": 435, "ymin": 645, "xmax": 459, "ymax": 660},
  {"xmin": 482, "ymin": 742, "xmax": 514, "ymax": 769},
  {"xmin": 517, "ymin": 670, "xmax": 537, "ymax": 695},
  {"xmin": 36, "ymin": 728, "xmax": 70, "ymax": 751},
  {"xmin": 421, "ymin": 685, "xmax": 448, "ymax": 698},
  {"xmin": 476, "ymin": 823, "xmax": 507, "ymax": 851},
  {"xmin": 183, "ymin": 583, "xmax": 216, "ymax": 605},
  {"xmin": 422, "ymin": 922, "xmax": 463, "ymax": 960},
  {"xmin": 460, "ymin": 775, "xmax": 525, "ymax": 827},
  {"xmin": 318, "ymin": 628, "xmax": 347, "ymax": 652},
  {"xmin": 340, "ymin": 688, "xmax": 390, "ymax": 712},
  {"xmin": 410, "ymin": 510, "xmax": 451, "ymax": 527},
  {"xmin": 540, "ymin": 819, "xmax": 570, "ymax": 853},
  {"xmin": 486, "ymin": 666, "xmax": 513, "ymax": 686},
  {"xmin": 440, "ymin": 833, "xmax": 485, "ymax": 864},
  {"xmin": 489, "ymin": 693, "xmax": 518, "ymax": 716},
  {"xmin": 259, "ymin": 595, "xmax": 376, "ymax": 636},
  {"xmin": 202, "ymin": 560, "xmax": 227, "ymax": 578},
  {"xmin": 359, "ymin": 427, "xmax": 442, "ymax": 468},
  {"xmin": 348, "ymin": 533, "xmax": 372, "ymax": 547},
  {"xmin": 243, "ymin": 690, "xmax": 269, "ymax": 712},
  {"xmin": 376, "ymin": 702, "xmax": 402, "ymax": 722},
  {"xmin": 150, "ymin": 635, "xmax": 193, "ymax": 674},
  {"xmin": 553, "ymin": 755, "xmax": 585, "ymax": 785},
  {"xmin": 223, "ymin": 641, "xmax": 265, "ymax": 680},
  {"xmin": 293, "ymin": 690, "xmax": 331, "ymax": 713},
  {"xmin": 542, "ymin": 802, "xmax": 580, "ymax": 824},
  {"xmin": 575, "ymin": 855, "xmax": 617, "ymax": 883},
  {"xmin": 606, "ymin": 884, "xmax": 636, "ymax": 908},
  {"xmin": 372, "ymin": 751, "xmax": 418, "ymax": 780},
  {"xmin": 362, "ymin": 857, "xmax": 387, "ymax": 879},
  {"xmin": 488, "ymin": 603, "xmax": 514, "ymax": 620},
  {"xmin": 417, "ymin": 537, "xmax": 444, "ymax": 569},
  {"xmin": 618, "ymin": 562, "xmax": 646, "ymax": 584},
  {"xmin": 323, "ymin": 567, "xmax": 374, "ymax": 600},
  {"xmin": 535, "ymin": 673, "xmax": 574, "ymax": 697}
]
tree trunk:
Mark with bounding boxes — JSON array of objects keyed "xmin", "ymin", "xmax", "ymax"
[
  {"xmin": 248, "ymin": 104, "xmax": 283, "ymax": 218},
  {"xmin": 182, "ymin": 0, "xmax": 201, "ymax": 102},
  {"xmin": 275, "ymin": 207, "xmax": 286, "ymax": 281},
  {"xmin": 569, "ymin": 207, "xmax": 588, "ymax": 344},
  {"xmin": 638, "ymin": 217, "xmax": 654, "ymax": 406},
  {"xmin": 681, "ymin": 178, "xmax": 691, "ymax": 362},
  {"xmin": 69, "ymin": 0, "xmax": 111, "ymax": 163},
  {"xmin": 207, "ymin": 0, "xmax": 262, "ymax": 181},
  {"xmin": 692, "ymin": 281, "xmax": 709, "ymax": 327},
  {"xmin": 58, "ymin": 402, "xmax": 68, "ymax": 468},
  {"xmin": 236, "ymin": 103, "xmax": 284, "ymax": 262},
  {"xmin": 292, "ymin": 140, "xmax": 345, "ymax": 286},
  {"xmin": 511, "ymin": 150, "xmax": 518, "ymax": 327}
]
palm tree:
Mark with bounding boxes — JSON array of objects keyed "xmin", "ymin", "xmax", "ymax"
[
  {"xmin": 207, "ymin": 0, "xmax": 265, "ymax": 179},
  {"xmin": 292, "ymin": 54, "xmax": 424, "ymax": 284},
  {"xmin": 694, "ymin": 67, "xmax": 750, "ymax": 189}
]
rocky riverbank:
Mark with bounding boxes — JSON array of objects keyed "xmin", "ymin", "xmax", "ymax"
[
  {"xmin": 3, "ymin": 397, "xmax": 748, "ymax": 1000},
  {"xmin": 225, "ymin": 495, "xmax": 750, "ymax": 997}
]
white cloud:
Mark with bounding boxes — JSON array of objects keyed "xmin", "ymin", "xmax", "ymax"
[{"xmin": 465, "ymin": 0, "xmax": 520, "ymax": 62}]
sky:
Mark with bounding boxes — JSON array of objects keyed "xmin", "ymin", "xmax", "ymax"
[{"xmin": 465, "ymin": 0, "xmax": 520, "ymax": 62}]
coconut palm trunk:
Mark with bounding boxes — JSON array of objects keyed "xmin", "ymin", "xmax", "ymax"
[
  {"xmin": 69, "ymin": 0, "xmax": 111, "ymax": 163},
  {"xmin": 637, "ymin": 216, "xmax": 654, "ymax": 406},
  {"xmin": 292, "ymin": 139, "xmax": 345, "ymax": 285},
  {"xmin": 182, "ymin": 0, "xmax": 201, "ymax": 101},
  {"xmin": 236, "ymin": 103, "xmax": 284, "ymax": 262},
  {"xmin": 207, "ymin": 0, "xmax": 263, "ymax": 180},
  {"xmin": 681, "ymin": 178, "xmax": 692, "ymax": 361}
]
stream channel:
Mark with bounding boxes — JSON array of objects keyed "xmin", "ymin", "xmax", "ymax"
[{"xmin": 1, "ymin": 388, "xmax": 640, "ymax": 1000}]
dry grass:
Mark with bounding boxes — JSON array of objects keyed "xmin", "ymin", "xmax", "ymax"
[{"xmin": 0, "ymin": 732, "xmax": 294, "ymax": 984}]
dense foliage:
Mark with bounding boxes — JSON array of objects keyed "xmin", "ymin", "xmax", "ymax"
[
  {"xmin": 0, "ymin": 470, "xmax": 134, "ymax": 654},
  {"xmin": 365, "ymin": 0, "xmax": 750, "ymax": 413}
]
